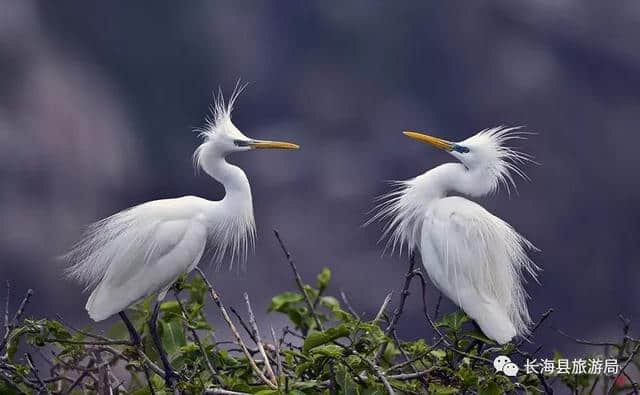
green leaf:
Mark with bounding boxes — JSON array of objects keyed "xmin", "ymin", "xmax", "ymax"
[
  {"xmin": 467, "ymin": 330, "xmax": 497, "ymax": 345},
  {"xmin": 437, "ymin": 311, "xmax": 470, "ymax": 331},
  {"xmin": 160, "ymin": 300, "xmax": 181, "ymax": 315},
  {"xmin": 317, "ymin": 267, "xmax": 331, "ymax": 291},
  {"xmin": 309, "ymin": 344, "xmax": 344, "ymax": 358},
  {"xmin": 478, "ymin": 381, "xmax": 501, "ymax": 395},
  {"xmin": 302, "ymin": 324, "xmax": 350, "ymax": 353},
  {"xmin": 269, "ymin": 292, "xmax": 304, "ymax": 311},
  {"xmin": 456, "ymin": 367, "xmax": 478, "ymax": 388},
  {"xmin": 336, "ymin": 365, "xmax": 360, "ymax": 395},
  {"xmin": 161, "ymin": 320, "xmax": 186, "ymax": 356},
  {"xmin": 45, "ymin": 320, "xmax": 72, "ymax": 340},
  {"xmin": 429, "ymin": 383, "xmax": 459, "ymax": 394},
  {"xmin": 295, "ymin": 361, "xmax": 314, "ymax": 377}
]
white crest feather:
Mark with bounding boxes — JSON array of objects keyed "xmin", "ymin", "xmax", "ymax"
[
  {"xmin": 460, "ymin": 126, "xmax": 536, "ymax": 195},
  {"xmin": 193, "ymin": 81, "xmax": 248, "ymax": 171}
]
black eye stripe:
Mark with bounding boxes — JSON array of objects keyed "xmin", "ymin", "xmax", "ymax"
[
  {"xmin": 234, "ymin": 139, "xmax": 251, "ymax": 147},
  {"xmin": 453, "ymin": 145, "xmax": 470, "ymax": 153}
]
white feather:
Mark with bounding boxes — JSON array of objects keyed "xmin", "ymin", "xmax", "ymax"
[
  {"xmin": 371, "ymin": 126, "xmax": 540, "ymax": 344},
  {"xmin": 65, "ymin": 88, "xmax": 261, "ymax": 321}
]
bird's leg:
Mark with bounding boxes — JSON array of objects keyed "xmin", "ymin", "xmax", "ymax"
[
  {"xmin": 119, "ymin": 311, "xmax": 141, "ymax": 345},
  {"xmin": 120, "ymin": 311, "xmax": 157, "ymax": 395},
  {"xmin": 469, "ymin": 321, "xmax": 485, "ymax": 355},
  {"xmin": 149, "ymin": 302, "xmax": 179, "ymax": 387}
]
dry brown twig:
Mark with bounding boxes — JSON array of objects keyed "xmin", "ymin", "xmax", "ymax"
[
  {"xmin": 243, "ymin": 293, "xmax": 277, "ymax": 383},
  {"xmin": 195, "ymin": 267, "xmax": 277, "ymax": 390}
]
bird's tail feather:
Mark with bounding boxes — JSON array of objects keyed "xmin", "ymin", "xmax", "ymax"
[{"xmin": 466, "ymin": 298, "xmax": 516, "ymax": 345}]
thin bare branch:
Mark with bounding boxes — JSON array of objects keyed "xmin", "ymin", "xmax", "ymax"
[
  {"xmin": 243, "ymin": 293, "xmax": 276, "ymax": 383},
  {"xmin": 273, "ymin": 229, "xmax": 324, "ymax": 331},
  {"xmin": 609, "ymin": 342, "xmax": 640, "ymax": 394},
  {"xmin": 195, "ymin": 267, "xmax": 277, "ymax": 390},
  {"xmin": 205, "ymin": 389, "xmax": 250, "ymax": 395},
  {"xmin": 433, "ymin": 292, "xmax": 443, "ymax": 320},
  {"xmin": 270, "ymin": 326, "xmax": 282, "ymax": 379},
  {"xmin": 25, "ymin": 352, "xmax": 51, "ymax": 395},
  {"xmin": 339, "ymin": 290, "xmax": 360, "ymax": 320},
  {"xmin": 554, "ymin": 328, "xmax": 619, "ymax": 347},
  {"xmin": 373, "ymin": 292, "xmax": 393, "ymax": 325}
]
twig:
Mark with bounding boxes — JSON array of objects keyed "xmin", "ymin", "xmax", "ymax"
[
  {"xmin": 204, "ymin": 389, "xmax": 250, "ymax": 395},
  {"xmin": 273, "ymin": 229, "xmax": 324, "ymax": 331},
  {"xmin": 270, "ymin": 327, "xmax": 283, "ymax": 379},
  {"xmin": 386, "ymin": 338, "xmax": 443, "ymax": 373},
  {"xmin": 554, "ymin": 328, "xmax": 619, "ymax": 347},
  {"xmin": 388, "ymin": 369, "xmax": 433, "ymax": 380},
  {"xmin": 412, "ymin": 270, "xmax": 448, "ymax": 343},
  {"xmin": 384, "ymin": 254, "xmax": 417, "ymax": 336},
  {"xmin": 62, "ymin": 359, "xmax": 95, "ymax": 395},
  {"xmin": 229, "ymin": 307, "xmax": 257, "ymax": 344},
  {"xmin": 328, "ymin": 359, "xmax": 337, "ymax": 395},
  {"xmin": 2, "ymin": 281, "xmax": 8, "ymax": 341},
  {"xmin": 516, "ymin": 308, "xmax": 554, "ymax": 347},
  {"xmin": 390, "ymin": 331, "xmax": 430, "ymax": 390},
  {"xmin": 43, "ymin": 338, "xmax": 131, "ymax": 346},
  {"xmin": 340, "ymin": 290, "xmax": 360, "ymax": 320},
  {"xmin": 25, "ymin": 352, "xmax": 51, "ymax": 395},
  {"xmin": 376, "ymin": 255, "xmax": 448, "ymax": 363},
  {"xmin": 57, "ymin": 314, "xmax": 116, "ymax": 344},
  {"xmin": 11, "ymin": 289, "xmax": 33, "ymax": 325},
  {"xmin": 243, "ymin": 293, "xmax": 276, "ymax": 383},
  {"xmin": 609, "ymin": 342, "xmax": 640, "ymax": 394},
  {"xmin": 359, "ymin": 355, "xmax": 395, "ymax": 395},
  {"xmin": 195, "ymin": 267, "xmax": 277, "ymax": 390},
  {"xmin": 373, "ymin": 292, "xmax": 393, "ymax": 325},
  {"xmin": 433, "ymin": 292, "xmax": 443, "ymax": 320},
  {"xmin": 0, "ymin": 288, "xmax": 33, "ymax": 353}
]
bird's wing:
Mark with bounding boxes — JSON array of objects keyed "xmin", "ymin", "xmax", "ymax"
[
  {"xmin": 84, "ymin": 215, "xmax": 208, "ymax": 321},
  {"xmin": 421, "ymin": 196, "xmax": 538, "ymax": 340}
]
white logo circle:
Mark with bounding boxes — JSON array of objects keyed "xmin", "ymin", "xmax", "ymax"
[
  {"xmin": 503, "ymin": 362, "xmax": 519, "ymax": 377},
  {"xmin": 493, "ymin": 355, "xmax": 512, "ymax": 372}
]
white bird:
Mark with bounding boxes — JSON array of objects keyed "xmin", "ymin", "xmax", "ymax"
[
  {"xmin": 65, "ymin": 87, "xmax": 299, "ymax": 381},
  {"xmin": 371, "ymin": 127, "xmax": 539, "ymax": 344}
]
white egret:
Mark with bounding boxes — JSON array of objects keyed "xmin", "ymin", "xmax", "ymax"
[
  {"xmin": 372, "ymin": 127, "xmax": 539, "ymax": 344},
  {"xmin": 65, "ymin": 87, "xmax": 299, "ymax": 382}
]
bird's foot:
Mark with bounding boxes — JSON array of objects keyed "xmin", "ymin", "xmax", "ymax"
[{"xmin": 164, "ymin": 368, "xmax": 180, "ymax": 387}]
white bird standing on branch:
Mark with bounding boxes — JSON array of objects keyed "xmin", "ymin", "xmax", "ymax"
[
  {"xmin": 371, "ymin": 127, "xmax": 539, "ymax": 344},
  {"xmin": 65, "ymin": 87, "xmax": 299, "ymax": 382}
]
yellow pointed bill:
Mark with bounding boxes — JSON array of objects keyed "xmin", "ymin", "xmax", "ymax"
[
  {"xmin": 250, "ymin": 140, "xmax": 300, "ymax": 150},
  {"xmin": 403, "ymin": 131, "xmax": 454, "ymax": 151}
]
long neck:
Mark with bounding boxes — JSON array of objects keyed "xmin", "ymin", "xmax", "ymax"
[
  {"xmin": 201, "ymin": 154, "xmax": 252, "ymax": 204},
  {"xmin": 417, "ymin": 162, "xmax": 495, "ymax": 199},
  {"xmin": 376, "ymin": 162, "xmax": 493, "ymax": 253},
  {"xmin": 199, "ymin": 150, "xmax": 256, "ymax": 264}
]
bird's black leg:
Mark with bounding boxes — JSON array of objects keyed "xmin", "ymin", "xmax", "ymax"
[
  {"xmin": 149, "ymin": 302, "xmax": 179, "ymax": 387},
  {"xmin": 119, "ymin": 311, "xmax": 141, "ymax": 345},
  {"xmin": 120, "ymin": 311, "xmax": 156, "ymax": 395},
  {"xmin": 468, "ymin": 321, "xmax": 486, "ymax": 361}
]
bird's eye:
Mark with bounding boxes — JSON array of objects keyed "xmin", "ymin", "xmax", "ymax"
[
  {"xmin": 453, "ymin": 145, "xmax": 470, "ymax": 154},
  {"xmin": 234, "ymin": 139, "xmax": 251, "ymax": 147}
]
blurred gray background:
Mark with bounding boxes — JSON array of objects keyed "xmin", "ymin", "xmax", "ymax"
[{"xmin": 1, "ymin": 1, "xmax": 639, "ymax": 357}]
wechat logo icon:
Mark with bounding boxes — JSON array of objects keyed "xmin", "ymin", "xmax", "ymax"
[{"xmin": 494, "ymin": 355, "xmax": 519, "ymax": 377}]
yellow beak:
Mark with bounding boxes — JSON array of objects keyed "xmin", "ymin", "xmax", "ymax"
[
  {"xmin": 250, "ymin": 140, "xmax": 300, "ymax": 150},
  {"xmin": 403, "ymin": 131, "xmax": 454, "ymax": 151}
]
